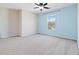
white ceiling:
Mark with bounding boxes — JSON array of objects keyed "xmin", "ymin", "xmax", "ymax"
[{"xmin": 0, "ymin": 3, "xmax": 75, "ymax": 14}]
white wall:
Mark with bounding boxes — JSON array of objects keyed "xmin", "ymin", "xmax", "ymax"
[
  {"xmin": 21, "ymin": 10, "xmax": 37, "ymax": 36},
  {"xmin": 8, "ymin": 9, "xmax": 20, "ymax": 37},
  {"xmin": 18, "ymin": 10, "xmax": 22, "ymax": 36},
  {"xmin": 0, "ymin": 7, "xmax": 8, "ymax": 38},
  {"xmin": 78, "ymin": 4, "xmax": 79, "ymax": 48},
  {"xmin": 0, "ymin": 7, "xmax": 20, "ymax": 38},
  {"xmin": 0, "ymin": 7, "xmax": 37, "ymax": 38}
]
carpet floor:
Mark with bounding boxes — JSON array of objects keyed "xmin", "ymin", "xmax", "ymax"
[{"xmin": 0, "ymin": 34, "xmax": 78, "ymax": 55}]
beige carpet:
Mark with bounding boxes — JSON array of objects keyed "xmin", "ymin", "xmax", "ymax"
[{"xmin": 0, "ymin": 34, "xmax": 78, "ymax": 55}]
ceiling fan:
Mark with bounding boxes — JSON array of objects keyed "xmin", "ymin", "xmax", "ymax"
[{"xmin": 34, "ymin": 3, "xmax": 50, "ymax": 11}]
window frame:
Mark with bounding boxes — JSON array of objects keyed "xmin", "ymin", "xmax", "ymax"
[{"xmin": 47, "ymin": 14, "xmax": 56, "ymax": 31}]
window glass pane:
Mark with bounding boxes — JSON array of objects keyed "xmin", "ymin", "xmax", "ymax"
[{"xmin": 48, "ymin": 15, "xmax": 56, "ymax": 30}]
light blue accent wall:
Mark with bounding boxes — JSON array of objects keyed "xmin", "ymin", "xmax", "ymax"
[{"xmin": 38, "ymin": 4, "xmax": 77, "ymax": 40}]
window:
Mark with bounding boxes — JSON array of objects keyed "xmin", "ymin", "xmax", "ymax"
[{"xmin": 47, "ymin": 14, "xmax": 56, "ymax": 30}]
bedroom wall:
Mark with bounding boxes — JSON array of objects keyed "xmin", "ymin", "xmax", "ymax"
[
  {"xmin": 8, "ymin": 9, "xmax": 20, "ymax": 37},
  {"xmin": 38, "ymin": 4, "xmax": 77, "ymax": 40},
  {"xmin": 21, "ymin": 10, "xmax": 37, "ymax": 37},
  {"xmin": 77, "ymin": 3, "xmax": 79, "ymax": 48},
  {"xmin": 0, "ymin": 7, "xmax": 37, "ymax": 38},
  {"xmin": 0, "ymin": 7, "xmax": 8, "ymax": 38},
  {"xmin": 0, "ymin": 7, "xmax": 20, "ymax": 38}
]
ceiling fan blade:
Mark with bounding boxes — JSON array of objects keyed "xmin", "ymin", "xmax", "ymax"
[
  {"xmin": 44, "ymin": 7, "xmax": 50, "ymax": 9},
  {"xmin": 44, "ymin": 3, "xmax": 48, "ymax": 6},
  {"xmin": 35, "ymin": 3, "xmax": 39, "ymax": 6},
  {"xmin": 34, "ymin": 7, "xmax": 39, "ymax": 9}
]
